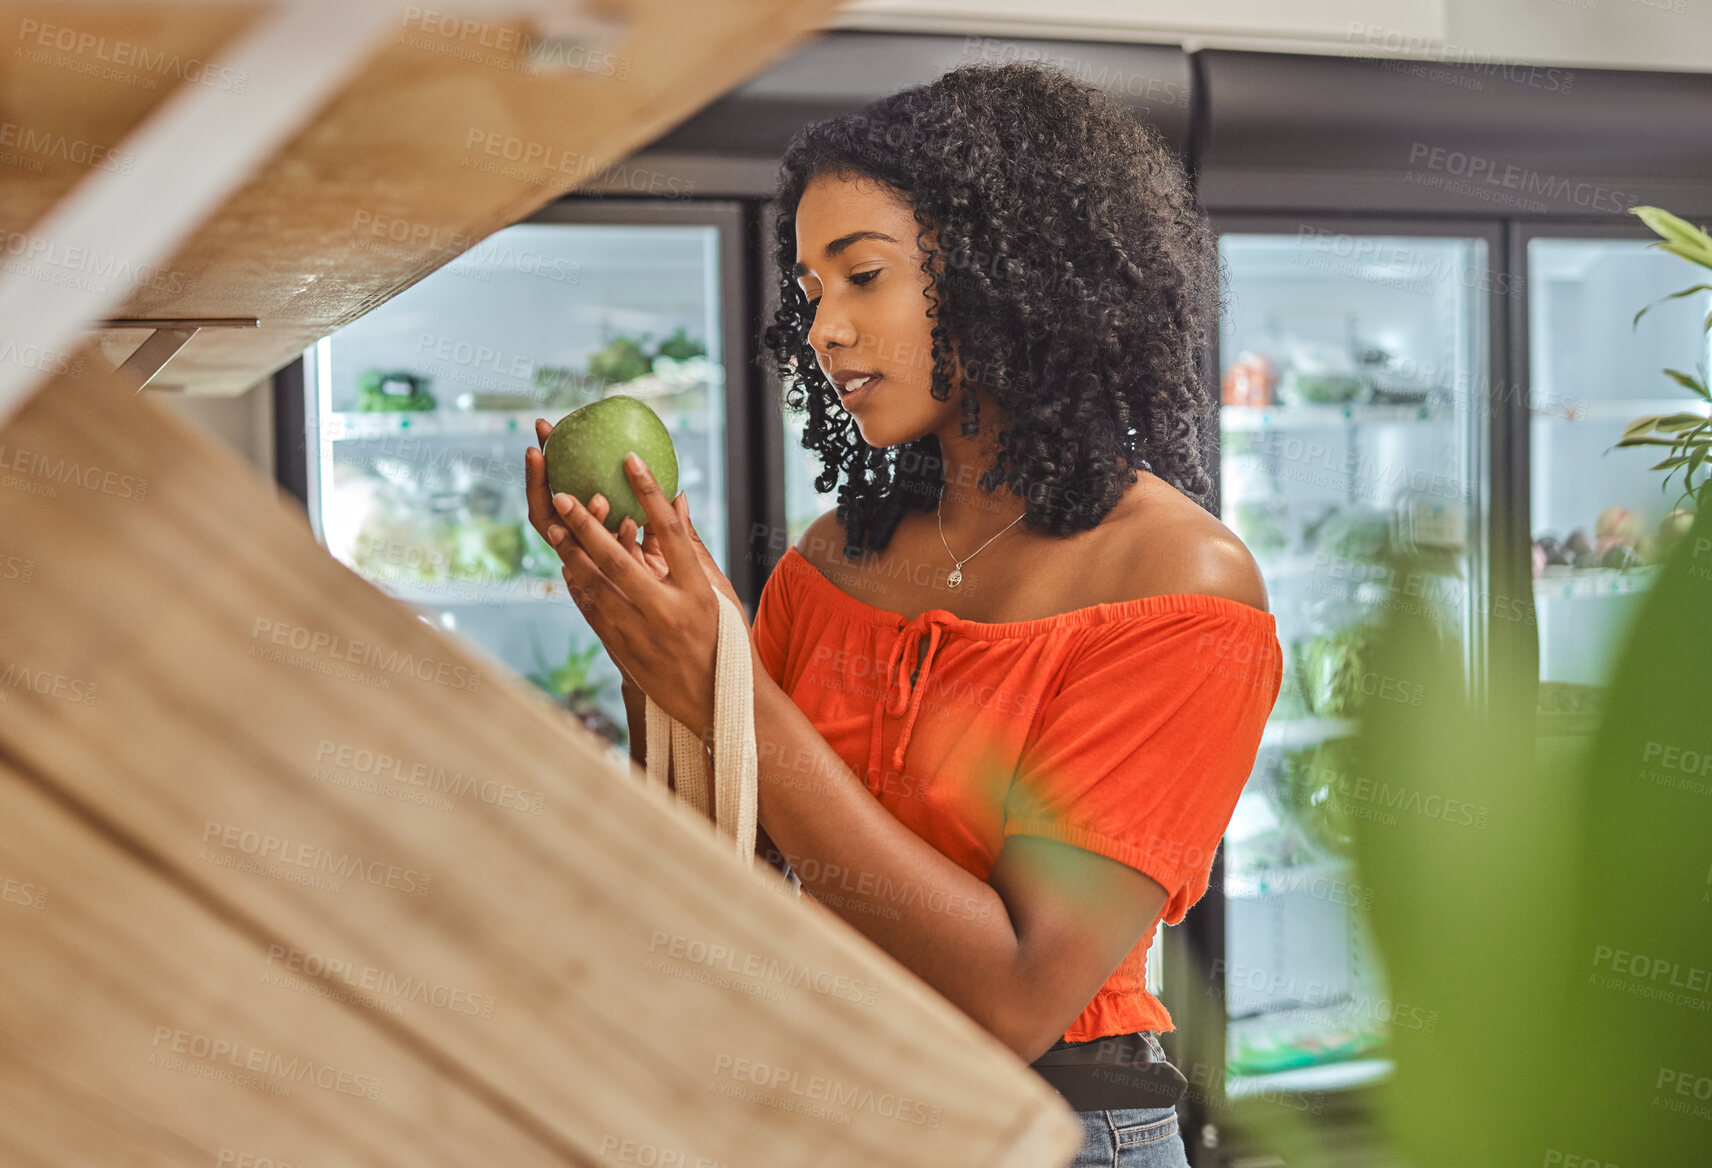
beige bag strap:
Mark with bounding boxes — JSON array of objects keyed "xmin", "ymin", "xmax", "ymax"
[{"xmin": 643, "ymin": 590, "xmax": 758, "ymax": 866}]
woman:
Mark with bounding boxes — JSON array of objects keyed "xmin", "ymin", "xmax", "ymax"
[{"xmin": 525, "ymin": 61, "xmax": 1281, "ymax": 1168}]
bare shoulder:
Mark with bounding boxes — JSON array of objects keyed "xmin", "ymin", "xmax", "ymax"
[
  {"xmin": 1119, "ymin": 479, "xmax": 1270, "ymax": 615},
  {"xmin": 794, "ymin": 507, "xmax": 852, "ymax": 571}
]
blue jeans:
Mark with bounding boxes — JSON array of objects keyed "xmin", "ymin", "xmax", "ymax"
[{"xmin": 1066, "ymin": 1106, "xmax": 1190, "ymax": 1167}]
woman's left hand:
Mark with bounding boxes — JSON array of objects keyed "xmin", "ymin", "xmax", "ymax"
[{"xmin": 524, "ymin": 438, "xmax": 724, "ymax": 742}]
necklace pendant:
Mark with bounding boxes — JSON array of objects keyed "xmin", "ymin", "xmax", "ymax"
[{"xmin": 947, "ymin": 567, "xmax": 963, "ymax": 588}]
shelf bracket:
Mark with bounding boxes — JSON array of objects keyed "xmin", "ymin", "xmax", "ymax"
[{"xmin": 102, "ymin": 317, "xmax": 260, "ymax": 392}]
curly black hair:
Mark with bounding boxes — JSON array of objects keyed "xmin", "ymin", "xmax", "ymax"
[{"xmin": 760, "ymin": 61, "xmax": 1221, "ymax": 560}]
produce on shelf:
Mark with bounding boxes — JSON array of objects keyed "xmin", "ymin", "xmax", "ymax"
[
  {"xmin": 543, "ymin": 394, "xmax": 680, "ymax": 533},
  {"xmin": 1532, "ymin": 503, "xmax": 1695, "ymax": 576},
  {"xmin": 1221, "ymin": 350, "xmax": 1276, "ymax": 407},
  {"xmin": 1595, "ymin": 505, "xmax": 1640, "ymax": 546},
  {"xmin": 586, "ymin": 335, "xmax": 653, "ymax": 386},
  {"xmin": 348, "ymin": 514, "xmax": 528, "ymax": 586},
  {"xmin": 1660, "ymin": 506, "xmax": 1696, "ymax": 545},
  {"xmin": 348, "ymin": 512, "xmax": 456, "ymax": 582},
  {"xmin": 357, "ymin": 369, "xmax": 435, "ymax": 412},
  {"xmin": 1226, "ymin": 1008, "xmax": 1385, "ymax": 1076},
  {"xmin": 1358, "ymin": 342, "xmax": 1437, "ymax": 405},
  {"xmin": 1301, "ymin": 623, "xmax": 1382, "ymax": 720},
  {"xmin": 1282, "ymin": 373, "xmax": 1365, "ymax": 404},
  {"xmin": 1535, "ymin": 680, "xmax": 1605, "ymax": 735},
  {"xmin": 539, "ymin": 329, "xmax": 712, "ymax": 413},
  {"xmin": 1272, "ymin": 735, "xmax": 1360, "ymax": 859},
  {"xmin": 454, "ymin": 518, "xmax": 527, "ymax": 580},
  {"xmin": 1276, "ymin": 341, "xmax": 1365, "ymax": 405},
  {"xmin": 654, "ymin": 325, "xmax": 707, "ymax": 361},
  {"xmin": 1314, "ymin": 507, "xmax": 1393, "ymax": 563}
]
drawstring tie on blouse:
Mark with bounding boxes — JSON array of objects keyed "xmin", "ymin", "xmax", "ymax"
[{"xmin": 867, "ymin": 612, "xmax": 954, "ymax": 786}]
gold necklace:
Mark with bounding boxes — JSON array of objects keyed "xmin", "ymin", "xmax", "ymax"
[{"xmin": 937, "ymin": 492, "xmax": 1026, "ymax": 589}]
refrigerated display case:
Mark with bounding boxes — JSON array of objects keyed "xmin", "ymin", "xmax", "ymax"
[
  {"xmin": 1518, "ymin": 225, "xmax": 1712, "ymax": 734},
  {"xmin": 1209, "ymin": 220, "xmax": 1498, "ymax": 1111},
  {"xmin": 288, "ymin": 199, "xmax": 752, "ymax": 756}
]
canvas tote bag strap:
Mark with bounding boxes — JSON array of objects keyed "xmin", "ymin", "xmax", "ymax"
[{"xmin": 643, "ymin": 590, "xmax": 758, "ymax": 865}]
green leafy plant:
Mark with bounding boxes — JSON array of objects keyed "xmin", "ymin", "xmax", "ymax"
[
  {"xmin": 653, "ymin": 326, "xmax": 707, "ymax": 361},
  {"xmin": 525, "ymin": 633, "xmax": 608, "ymax": 702},
  {"xmin": 357, "ymin": 369, "xmax": 435, "ymax": 412},
  {"xmin": 586, "ymin": 334, "xmax": 654, "ymax": 386},
  {"xmin": 1612, "ymin": 206, "xmax": 1712, "ymax": 507},
  {"xmin": 524, "ymin": 631, "xmax": 624, "ymax": 746}
]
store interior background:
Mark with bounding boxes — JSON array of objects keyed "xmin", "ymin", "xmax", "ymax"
[
  {"xmin": 141, "ymin": 4, "xmax": 1712, "ymax": 1167},
  {"xmin": 167, "ymin": 0, "xmax": 1712, "ymax": 475}
]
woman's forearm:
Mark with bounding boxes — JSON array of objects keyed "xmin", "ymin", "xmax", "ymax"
[{"xmin": 721, "ymin": 642, "xmax": 1043, "ymax": 1055}]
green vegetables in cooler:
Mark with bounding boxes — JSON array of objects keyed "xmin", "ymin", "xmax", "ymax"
[
  {"xmin": 1302, "ymin": 623, "xmax": 1382, "ymax": 718},
  {"xmin": 461, "ymin": 520, "xmax": 526, "ymax": 579},
  {"xmin": 653, "ymin": 326, "xmax": 707, "ymax": 361},
  {"xmin": 585, "ymin": 335, "xmax": 654, "ymax": 386},
  {"xmin": 1275, "ymin": 736, "xmax": 1360, "ymax": 858},
  {"xmin": 1286, "ymin": 373, "xmax": 1365, "ymax": 404},
  {"xmin": 357, "ymin": 369, "xmax": 435, "ymax": 412}
]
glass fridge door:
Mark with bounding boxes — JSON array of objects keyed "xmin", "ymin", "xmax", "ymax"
[
  {"xmin": 301, "ymin": 206, "xmax": 739, "ymax": 758},
  {"xmin": 1527, "ymin": 237, "xmax": 1712, "ymax": 729},
  {"xmin": 1215, "ymin": 227, "xmax": 1491, "ymax": 1100}
]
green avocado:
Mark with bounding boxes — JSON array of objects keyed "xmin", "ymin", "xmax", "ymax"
[{"xmin": 543, "ymin": 395, "xmax": 680, "ymax": 533}]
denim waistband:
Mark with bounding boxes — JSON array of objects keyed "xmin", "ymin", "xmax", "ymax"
[{"xmin": 1028, "ymin": 1030, "xmax": 1187, "ymax": 1111}]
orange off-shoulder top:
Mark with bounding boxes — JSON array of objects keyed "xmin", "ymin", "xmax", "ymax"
[{"xmin": 752, "ymin": 545, "xmax": 1282, "ymax": 1043}]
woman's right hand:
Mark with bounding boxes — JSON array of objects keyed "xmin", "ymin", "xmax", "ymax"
[{"xmin": 525, "ymin": 418, "xmax": 672, "ymax": 693}]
